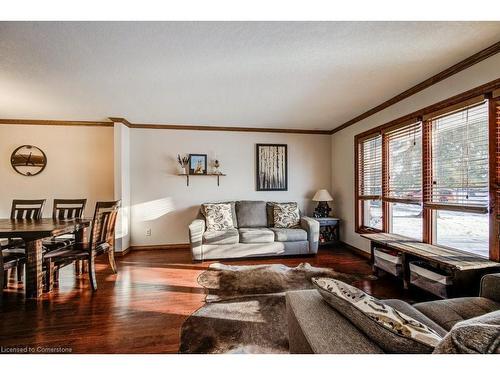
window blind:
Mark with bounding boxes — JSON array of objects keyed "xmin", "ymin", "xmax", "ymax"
[
  {"xmin": 493, "ymin": 98, "xmax": 500, "ymax": 261},
  {"xmin": 358, "ymin": 135, "xmax": 382, "ymax": 198},
  {"xmin": 495, "ymin": 98, "xmax": 500, "ymax": 221},
  {"xmin": 425, "ymin": 101, "xmax": 489, "ymax": 213},
  {"xmin": 384, "ymin": 122, "xmax": 422, "ymax": 204}
]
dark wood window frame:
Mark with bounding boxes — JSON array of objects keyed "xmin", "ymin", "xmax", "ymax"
[
  {"xmin": 355, "ymin": 79, "xmax": 500, "ymax": 262},
  {"xmin": 355, "ymin": 133, "xmax": 383, "ymax": 233}
]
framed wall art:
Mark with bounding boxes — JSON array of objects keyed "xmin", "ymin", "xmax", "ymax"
[{"xmin": 256, "ymin": 144, "xmax": 287, "ymax": 191}]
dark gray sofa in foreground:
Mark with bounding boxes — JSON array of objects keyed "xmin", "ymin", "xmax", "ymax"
[
  {"xmin": 286, "ymin": 273, "xmax": 500, "ymax": 353},
  {"xmin": 189, "ymin": 200, "xmax": 320, "ymax": 261}
]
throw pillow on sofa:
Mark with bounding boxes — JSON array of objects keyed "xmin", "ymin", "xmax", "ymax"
[
  {"xmin": 273, "ymin": 202, "xmax": 300, "ymax": 228},
  {"xmin": 202, "ymin": 201, "xmax": 238, "ymax": 228},
  {"xmin": 433, "ymin": 310, "xmax": 500, "ymax": 354},
  {"xmin": 202, "ymin": 203, "xmax": 234, "ymax": 231},
  {"xmin": 312, "ymin": 277, "xmax": 443, "ymax": 353}
]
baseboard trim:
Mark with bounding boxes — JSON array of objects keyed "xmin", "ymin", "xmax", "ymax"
[
  {"xmin": 129, "ymin": 243, "xmax": 190, "ymax": 251},
  {"xmin": 340, "ymin": 241, "xmax": 370, "ymax": 259},
  {"xmin": 114, "ymin": 247, "xmax": 131, "ymax": 257}
]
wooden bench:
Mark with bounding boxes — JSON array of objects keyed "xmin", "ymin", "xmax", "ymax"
[{"xmin": 361, "ymin": 232, "xmax": 500, "ymax": 297}]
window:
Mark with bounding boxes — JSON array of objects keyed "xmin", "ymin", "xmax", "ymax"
[
  {"xmin": 356, "ymin": 134, "xmax": 382, "ymax": 231},
  {"xmin": 384, "ymin": 122, "xmax": 423, "ymax": 240},
  {"xmin": 426, "ymin": 102, "xmax": 489, "ymax": 256},
  {"xmin": 362, "ymin": 199, "xmax": 382, "ymax": 230},
  {"xmin": 355, "ymin": 94, "xmax": 499, "ymax": 261},
  {"xmin": 435, "ymin": 210, "xmax": 488, "ymax": 257},
  {"xmin": 389, "ymin": 203, "xmax": 423, "ymax": 240},
  {"xmin": 426, "ymin": 102, "xmax": 489, "ymax": 212}
]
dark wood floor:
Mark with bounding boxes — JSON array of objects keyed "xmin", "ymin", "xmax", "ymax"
[{"xmin": 0, "ymin": 245, "xmax": 434, "ymax": 353}]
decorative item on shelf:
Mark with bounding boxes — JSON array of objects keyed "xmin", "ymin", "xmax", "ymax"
[
  {"xmin": 213, "ymin": 159, "xmax": 222, "ymax": 175},
  {"xmin": 256, "ymin": 143, "xmax": 288, "ymax": 191},
  {"xmin": 189, "ymin": 154, "xmax": 207, "ymax": 175},
  {"xmin": 176, "ymin": 154, "xmax": 189, "ymax": 175},
  {"xmin": 11, "ymin": 145, "xmax": 47, "ymax": 176},
  {"xmin": 312, "ymin": 189, "xmax": 333, "ymax": 218}
]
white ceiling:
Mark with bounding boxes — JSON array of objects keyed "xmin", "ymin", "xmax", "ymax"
[{"xmin": 1, "ymin": 21, "xmax": 499, "ymax": 130}]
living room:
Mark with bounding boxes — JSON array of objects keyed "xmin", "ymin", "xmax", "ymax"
[{"xmin": 1, "ymin": 1, "xmax": 500, "ymax": 374}]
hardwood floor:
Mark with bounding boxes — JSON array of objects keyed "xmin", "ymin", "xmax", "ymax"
[{"xmin": 0, "ymin": 245, "xmax": 435, "ymax": 354}]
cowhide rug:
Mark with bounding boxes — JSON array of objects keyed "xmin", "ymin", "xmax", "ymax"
[{"xmin": 179, "ymin": 262, "xmax": 372, "ymax": 354}]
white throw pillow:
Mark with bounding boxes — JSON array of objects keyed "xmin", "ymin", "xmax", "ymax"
[
  {"xmin": 202, "ymin": 203, "xmax": 234, "ymax": 231},
  {"xmin": 313, "ymin": 277, "xmax": 443, "ymax": 353}
]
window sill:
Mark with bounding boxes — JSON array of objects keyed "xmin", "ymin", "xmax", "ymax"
[{"xmin": 355, "ymin": 227, "xmax": 383, "ymax": 235}]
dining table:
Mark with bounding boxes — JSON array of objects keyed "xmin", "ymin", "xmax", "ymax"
[{"xmin": 0, "ymin": 218, "xmax": 91, "ymax": 298}]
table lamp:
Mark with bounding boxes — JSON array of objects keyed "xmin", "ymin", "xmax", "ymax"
[{"xmin": 312, "ymin": 189, "xmax": 333, "ymax": 218}]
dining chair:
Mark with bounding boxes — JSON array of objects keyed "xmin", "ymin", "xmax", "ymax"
[
  {"xmin": 52, "ymin": 199, "xmax": 87, "ymax": 220},
  {"xmin": 1, "ymin": 199, "xmax": 46, "ymax": 250},
  {"xmin": 2, "ymin": 199, "xmax": 46, "ymax": 283},
  {"xmin": 42, "ymin": 199, "xmax": 87, "ymax": 251},
  {"xmin": 10, "ymin": 199, "xmax": 46, "ymax": 220},
  {"xmin": 43, "ymin": 201, "xmax": 120, "ymax": 291},
  {"xmin": 41, "ymin": 199, "xmax": 88, "ymax": 282},
  {"xmin": 1, "ymin": 247, "xmax": 26, "ymax": 293},
  {"xmin": 2, "ymin": 199, "xmax": 46, "ymax": 248}
]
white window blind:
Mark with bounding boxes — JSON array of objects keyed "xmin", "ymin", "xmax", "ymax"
[
  {"xmin": 384, "ymin": 122, "xmax": 422, "ymax": 203},
  {"xmin": 425, "ymin": 101, "xmax": 489, "ymax": 213},
  {"xmin": 358, "ymin": 135, "xmax": 382, "ymax": 198}
]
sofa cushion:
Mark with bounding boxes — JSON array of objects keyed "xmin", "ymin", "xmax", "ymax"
[
  {"xmin": 480, "ymin": 273, "xmax": 500, "ymax": 303},
  {"xmin": 286, "ymin": 289, "xmax": 384, "ymax": 353},
  {"xmin": 202, "ymin": 203, "xmax": 234, "ymax": 231},
  {"xmin": 238, "ymin": 227, "xmax": 275, "ymax": 244},
  {"xmin": 433, "ymin": 310, "xmax": 500, "ymax": 354},
  {"xmin": 200, "ymin": 242, "xmax": 285, "ymax": 260},
  {"xmin": 271, "ymin": 228, "xmax": 307, "ymax": 242},
  {"xmin": 202, "ymin": 228, "xmax": 240, "ymax": 245},
  {"xmin": 235, "ymin": 201, "xmax": 267, "ymax": 228},
  {"xmin": 313, "ymin": 278, "xmax": 443, "ymax": 353},
  {"xmin": 414, "ymin": 297, "xmax": 500, "ymax": 331},
  {"xmin": 273, "ymin": 202, "xmax": 300, "ymax": 228}
]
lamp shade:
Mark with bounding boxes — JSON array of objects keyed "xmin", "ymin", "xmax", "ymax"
[{"xmin": 312, "ymin": 189, "xmax": 333, "ymax": 202}]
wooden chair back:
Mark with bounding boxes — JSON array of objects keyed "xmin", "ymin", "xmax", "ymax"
[
  {"xmin": 10, "ymin": 199, "xmax": 46, "ymax": 220},
  {"xmin": 52, "ymin": 199, "xmax": 87, "ymax": 220},
  {"xmin": 89, "ymin": 201, "xmax": 120, "ymax": 251}
]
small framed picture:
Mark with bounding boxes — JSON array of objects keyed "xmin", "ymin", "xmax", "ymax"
[{"xmin": 189, "ymin": 154, "xmax": 207, "ymax": 175}]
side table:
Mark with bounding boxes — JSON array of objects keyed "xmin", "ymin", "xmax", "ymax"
[{"xmin": 314, "ymin": 217, "xmax": 340, "ymax": 247}]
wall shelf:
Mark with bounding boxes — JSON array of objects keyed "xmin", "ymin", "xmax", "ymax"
[{"xmin": 178, "ymin": 173, "xmax": 226, "ymax": 186}]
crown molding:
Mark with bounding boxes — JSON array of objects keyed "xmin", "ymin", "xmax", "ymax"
[
  {"xmin": 330, "ymin": 40, "xmax": 500, "ymax": 135},
  {"xmin": 109, "ymin": 117, "xmax": 331, "ymax": 135},
  {"xmin": 0, "ymin": 119, "xmax": 113, "ymax": 127},
  {"xmin": 108, "ymin": 117, "xmax": 132, "ymax": 127}
]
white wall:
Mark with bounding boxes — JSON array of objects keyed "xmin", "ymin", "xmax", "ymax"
[
  {"xmin": 0, "ymin": 124, "xmax": 114, "ymax": 218},
  {"xmin": 331, "ymin": 53, "xmax": 500, "ymax": 254},
  {"xmin": 130, "ymin": 129, "xmax": 332, "ymax": 245}
]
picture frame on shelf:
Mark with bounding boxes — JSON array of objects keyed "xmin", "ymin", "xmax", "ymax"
[{"xmin": 189, "ymin": 154, "xmax": 207, "ymax": 175}]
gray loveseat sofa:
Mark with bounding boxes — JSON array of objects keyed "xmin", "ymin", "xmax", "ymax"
[
  {"xmin": 188, "ymin": 200, "xmax": 319, "ymax": 261},
  {"xmin": 286, "ymin": 273, "xmax": 500, "ymax": 353}
]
